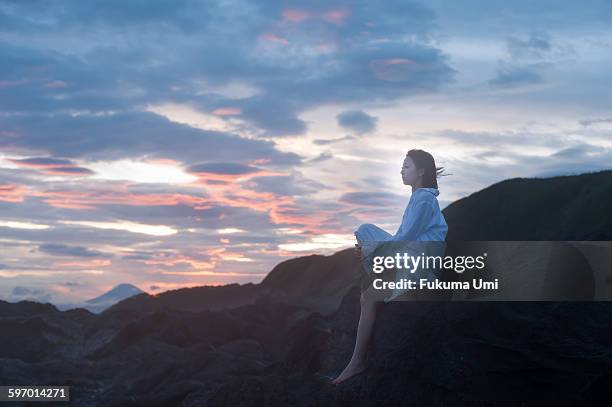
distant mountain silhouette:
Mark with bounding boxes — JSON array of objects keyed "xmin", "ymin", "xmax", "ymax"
[
  {"xmin": 86, "ymin": 283, "xmax": 144, "ymax": 305},
  {"xmin": 61, "ymin": 283, "xmax": 145, "ymax": 314},
  {"xmin": 41, "ymin": 283, "xmax": 145, "ymax": 314},
  {"xmin": 2, "ymin": 170, "xmax": 612, "ymax": 406}
]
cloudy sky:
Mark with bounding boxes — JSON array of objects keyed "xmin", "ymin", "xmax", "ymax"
[{"xmin": 1, "ymin": 0, "xmax": 612, "ymax": 304}]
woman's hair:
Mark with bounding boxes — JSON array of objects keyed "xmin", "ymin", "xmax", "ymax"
[{"xmin": 406, "ymin": 149, "xmax": 447, "ymax": 189}]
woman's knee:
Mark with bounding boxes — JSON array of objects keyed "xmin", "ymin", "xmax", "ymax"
[{"xmin": 356, "ymin": 223, "xmax": 375, "ymax": 236}]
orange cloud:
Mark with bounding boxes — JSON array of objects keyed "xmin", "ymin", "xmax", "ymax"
[
  {"xmin": 31, "ymin": 177, "xmax": 329, "ymax": 231},
  {"xmin": 139, "ymin": 247, "xmax": 258, "ymax": 279},
  {"xmin": 31, "ymin": 188, "xmax": 211, "ymax": 210},
  {"xmin": 19, "ymin": 162, "xmax": 343, "ymax": 240},
  {"xmin": 190, "ymin": 172, "xmax": 345, "ymax": 235}
]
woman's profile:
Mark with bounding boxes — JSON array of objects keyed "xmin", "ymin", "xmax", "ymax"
[{"xmin": 330, "ymin": 149, "xmax": 448, "ymax": 384}]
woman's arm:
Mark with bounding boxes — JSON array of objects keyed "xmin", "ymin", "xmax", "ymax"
[{"xmin": 392, "ymin": 200, "xmax": 436, "ymax": 241}]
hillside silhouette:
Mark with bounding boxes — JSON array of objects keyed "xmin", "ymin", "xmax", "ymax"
[{"xmin": 444, "ymin": 169, "xmax": 612, "ymax": 240}]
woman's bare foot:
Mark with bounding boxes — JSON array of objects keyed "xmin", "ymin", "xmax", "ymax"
[{"xmin": 330, "ymin": 360, "xmax": 366, "ymax": 384}]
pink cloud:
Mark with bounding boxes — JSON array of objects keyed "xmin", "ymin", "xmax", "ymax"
[
  {"xmin": 45, "ymin": 80, "xmax": 68, "ymax": 88},
  {"xmin": 315, "ymin": 42, "xmax": 337, "ymax": 54},
  {"xmin": 249, "ymin": 158, "xmax": 271, "ymax": 166},
  {"xmin": 42, "ymin": 167, "xmax": 95, "ymax": 176},
  {"xmin": 31, "ymin": 189, "xmax": 212, "ymax": 210},
  {"xmin": 0, "ymin": 184, "xmax": 27, "ymax": 203},
  {"xmin": 260, "ymin": 32, "xmax": 289, "ymax": 45},
  {"xmin": 368, "ymin": 58, "xmax": 417, "ymax": 82},
  {"xmin": 145, "ymin": 158, "xmax": 181, "ymax": 166},
  {"xmin": 0, "ymin": 78, "xmax": 32, "ymax": 88},
  {"xmin": 381, "ymin": 58, "xmax": 414, "ymax": 66},
  {"xmin": 54, "ymin": 259, "xmax": 112, "ymax": 268},
  {"xmin": 281, "ymin": 8, "xmax": 312, "ymax": 23},
  {"xmin": 9, "ymin": 158, "xmax": 94, "ymax": 177},
  {"xmin": 143, "ymin": 253, "xmax": 215, "ymax": 270},
  {"xmin": 211, "ymin": 107, "xmax": 242, "ymax": 116},
  {"xmin": 18, "ymin": 167, "xmax": 349, "ymax": 246},
  {"xmin": 322, "ymin": 9, "xmax": 349, "ymax": 24}
]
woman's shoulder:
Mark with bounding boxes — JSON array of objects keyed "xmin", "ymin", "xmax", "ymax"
[{"xmin": 412, "ymin": 188, "xmax": 439, "ymax": 202}]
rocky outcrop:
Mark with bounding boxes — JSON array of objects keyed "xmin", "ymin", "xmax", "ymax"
[
  {"xmin": 443, "ymin": 169, "xmax": 612, "ymax": 241},
  {"xmin": 3, "ymin": 287, "xmax": 612, "ymax": 406}
]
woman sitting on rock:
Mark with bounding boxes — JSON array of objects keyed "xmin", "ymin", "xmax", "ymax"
[{"xmin": 331, "ymin": 149, "xmax": 448, "ymax": 384}]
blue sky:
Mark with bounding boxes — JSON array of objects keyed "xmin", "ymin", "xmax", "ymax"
[{"xmin": 1, "ymin": 0, "xmax": 611, "ymax": 304}]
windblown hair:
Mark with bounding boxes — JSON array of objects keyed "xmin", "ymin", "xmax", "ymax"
[{"xmin": 406, "ymin": 149, "xmax": 447, "ymax": 189}]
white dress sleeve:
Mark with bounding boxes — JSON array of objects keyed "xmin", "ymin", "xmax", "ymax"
[{"xmin": 391, "ymin": 200, "xmax": 435, "ymax": 241}]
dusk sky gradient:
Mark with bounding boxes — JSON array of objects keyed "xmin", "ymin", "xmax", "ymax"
[{"xmin": 1, "ymin": 0, "xmax": 612, "ymax": 305}]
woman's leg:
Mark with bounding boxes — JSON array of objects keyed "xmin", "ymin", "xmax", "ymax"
[
  {"xmin": 331, "ymin": 286, "xmax": 382, "ymax": 384},
  {"xmin": 355, "ymin": 223, "xmax": 392, "ymax": 243}
]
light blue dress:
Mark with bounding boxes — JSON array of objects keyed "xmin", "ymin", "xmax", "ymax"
[{"xmin": 354, "ymin": 187, "xmax": 448, "ymax": 301}]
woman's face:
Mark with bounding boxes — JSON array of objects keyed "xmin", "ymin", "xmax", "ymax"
[{"xmin": 400, "ymin": 155, "xmax": 423, "ymax": 186}]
